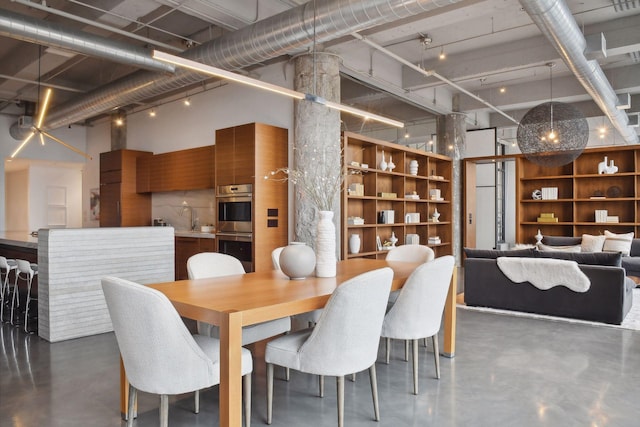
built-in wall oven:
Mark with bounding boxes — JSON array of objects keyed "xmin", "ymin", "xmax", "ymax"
[{"xmin": 216, "ymin": 184, "xmax": 253, "ymax": 272}]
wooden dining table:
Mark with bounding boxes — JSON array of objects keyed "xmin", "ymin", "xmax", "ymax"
[{"xmin": 132, "ymin": 258, "xmax": 457, "ymax": 426}]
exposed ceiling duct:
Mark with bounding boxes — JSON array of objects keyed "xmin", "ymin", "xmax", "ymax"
[
  {"xmin": 520, "ymin": 0, "xmax": 639, "ymax": 144},
  {"xmin": 28, "ymin": 0, "xmax": 464, "ymax": 131},
  {"xmin": 0, "ymin": 9, "xmax": 175, "ymax": 74}
]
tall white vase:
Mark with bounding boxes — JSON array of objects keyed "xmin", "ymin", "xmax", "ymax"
[{"xmin": 316, "ymin": 210, "xmax": 337, "ymax": 277}]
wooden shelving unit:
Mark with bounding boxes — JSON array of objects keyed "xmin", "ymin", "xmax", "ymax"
[
  {"xmin": 341, "ymin": 132, "xmax": 453, "ymax": 259},
  {"xmin": 517, "ymin": 145, "xmax": 640, "ymax": 242}
]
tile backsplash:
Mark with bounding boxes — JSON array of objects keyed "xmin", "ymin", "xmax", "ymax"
[{"xmin": 152, "ymin": 189, "xmax": 216, "ymax": 231}]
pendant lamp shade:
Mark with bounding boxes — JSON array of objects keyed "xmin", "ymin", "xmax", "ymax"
[{"xmin": 516, "ymin": 101, "xmax": 588, "ymax": 167}]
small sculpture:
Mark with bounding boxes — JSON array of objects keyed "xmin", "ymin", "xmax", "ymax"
[
  {"xmin": 387, "ymin": 155, "xmax": 396, "ymax": 172},
  {"xmin": 432, "ymin": 208, "xmax": 440, "ymax": 223},
  {"xmin": 389, "ymin": 232, "xmax": 398, "ymax": 247},
  {"xmin": 535, "ymin": 229, "xmax": 543, "ymax": 245},
  {"xmin": 598, "ymin": 156, "xmax": 608, "ymax": 174},
  {"xmin": 605, "ymin": 159, "xmax": 618, "ymax": 174}
]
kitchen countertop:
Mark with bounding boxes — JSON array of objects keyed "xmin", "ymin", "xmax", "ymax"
[
  {"xmin": 174, "ymin": 230, "xmax": 216, "ymax": 239},
  {"xmin": 0, "ymin": 231, "xmax": 39, "ymax": 249}
]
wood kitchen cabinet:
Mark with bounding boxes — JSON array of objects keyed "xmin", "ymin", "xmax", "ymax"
[
  {"xmin": 100, "ymin": 149, "xmax": 152, "ymax": 227},
  {"xmin": 137, "ymin": 146, "xmax": 215, "ymax": 193},
  {"xmin": 215, "ymin": 122, "xmax": 289, "ymax": 272},
  {"xmin": 175, "ymin": 236, "xmax": 216, "ymax": 280}
]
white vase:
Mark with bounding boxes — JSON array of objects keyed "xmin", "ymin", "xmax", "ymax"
[
  {"xmin": 349, "ymin": 234, "xmax": 361, "ymax": 254},
  {"xmin": 387, "ymin": 155, "xmax": 395, "ymax": 171},
  {"xmin": 379, "ymin": 151, "xmax": 388, "ymax": 171},
  {"xmin": 316, "ymin": 210, "xmax": 337, "ymax": 277},
  {"xmin": 279, "ymin": 242, "xmax": 316, "ymax": 280}
]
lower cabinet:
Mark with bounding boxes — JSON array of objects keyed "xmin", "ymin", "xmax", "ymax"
[{"xmin": 175, "ymin": 237, "xmax": 216, "ymax": 280}]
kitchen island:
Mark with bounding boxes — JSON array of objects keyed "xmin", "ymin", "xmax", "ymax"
[{"xmin": 2, "ymin": 227, "xmax": 175, "ymax": 342}]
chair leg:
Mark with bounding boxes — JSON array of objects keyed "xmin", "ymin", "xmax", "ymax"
[
  {"xmin": 194, "ymin": 389, "xmax": 200, "ymax": 414},
  {"xmin": 243, "ymin": 373, "xmax": 252, "ymax": 427},
  {"xmin": 10, "ymin": 273, "xmax": 19, "ymax": 325},
  {"xmin": 285, "ymin": 367, "xmax": 290, "ymax": 381},
  {"xmin": 0, "ymin": 272, "xmax": 7, "ymax": 322},
  {"xmin": 23, "ymin": 275, "xmax": 32, "ymax": 333},
  {"xmin": 351, "ymin": 372, "xmax": 356, "ymax": 382},
  {"xmin": 385, "ymin": 337, "xmax": 391, "ymax": 364},
  {"xmin": 266, "ymin": 363, "xmax": 274, "ymax": 425},
  {"xmin": 336, "ymin": 376, "xmax": 344, "ymax": 427},
  {"xmin": 369, "ymin": 364, "xmax": 380, "ymax": 421},
  {"xmin": 160, "ymin": 394, "xmax": 169, "ymax": 427},
  {"xmin": 412, "ymin": 339, "xmax": 419, "ymax": 395},
  {"xmin": 432, "ymin": 333, "xmax": 441, "ymax": 379},
  {"xmin": 319, "ymin": 375, "xmax": 324, "ymax": 397},
  {"xmin": 404, "ymin": 340, "xmax": 409, "ymax": 362},
  {"xmin": 127, "ymin": 384, "xmax": 137, "ymax": 427}
]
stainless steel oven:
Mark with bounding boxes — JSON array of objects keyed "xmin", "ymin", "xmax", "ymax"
[
  {"xmin": 217, "ymin": 184, "xmax": 252, "ymax": 233},
  {"xmin": 217, "ymin": 232, "xmax": 253, "ymax": 272}
]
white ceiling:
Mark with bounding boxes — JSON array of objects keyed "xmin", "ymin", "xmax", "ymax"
[{"xmin": 0, "ymin": 0, "xmax": 639, "ymax": 142}]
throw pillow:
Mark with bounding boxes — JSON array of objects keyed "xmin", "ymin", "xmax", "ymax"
[
  {"xmin": 537, "ymin": 243, "xmax": 581, "ymax": 252},
  {"xmin": 536, "ymin": 250, "xmax": 622, "ymax": 267},
  {"xmin": 603, "ymin": 230, "xmax": 634, "ymax": 256},
  {"xmin": 581, "ymin": 234, "xmax": 605, "ymax": 252},
  {"xmin": 541, "ymin": 236, "xmax": 582, "ymax": 246}
]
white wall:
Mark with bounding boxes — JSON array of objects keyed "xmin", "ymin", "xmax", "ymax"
[{"xmin": 29, "ymin": 164, "xmax": 83, "ymax": 230}]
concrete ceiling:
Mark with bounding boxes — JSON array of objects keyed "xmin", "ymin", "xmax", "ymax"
[{"xmin": 0, "ymin": 0, "xmax": 639, "ymax": 144}]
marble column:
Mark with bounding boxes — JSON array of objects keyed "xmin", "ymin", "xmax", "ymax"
[
  {"xmin": 293, "ymin": 50, "xmax": 341, "ymax": 253},
  {"xmin": 436, "ymin": 113, "xmax": 466, "ymax": 267}
]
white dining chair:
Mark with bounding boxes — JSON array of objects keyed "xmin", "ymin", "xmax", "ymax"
[
  {"xmin": 380, "ymin": 255, "xmax": 455, "ymax": 394},
  {"xmin": 265, "ymin": 267, "xmax": 393, "ymax": 427},
  {"xmin": 101, "ymin": 276, "xmax": 253, "ymax": 427},
  {"xmin": 187, "ymin": 252, "xmax": 291, "ymax": 344}
]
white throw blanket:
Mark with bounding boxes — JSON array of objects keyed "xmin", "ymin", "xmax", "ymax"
[{"xmin": 496, "ymin": 257, "xmax": 590, "ymax": 293}]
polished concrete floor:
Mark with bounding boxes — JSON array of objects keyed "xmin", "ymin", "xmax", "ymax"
[{"xmin": 1, "ymin": 309, "xmax": 639, "ymax": 427}]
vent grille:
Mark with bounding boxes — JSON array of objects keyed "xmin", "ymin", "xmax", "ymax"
[{"xmin": 612, "ymin": 0, "xmax": 639, "ymax": 12}]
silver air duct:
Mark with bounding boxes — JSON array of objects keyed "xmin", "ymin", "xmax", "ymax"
[
  {"xmin": 38, "ymin": 0, "xmax": 463, "ymax": 130},
  {"xmin": 0, "ymin": 9, "xmax": 175, "ymax": 74},
  {"xmin": 520, "ymin": 0, "xmax": 639, "ymax": 144}
]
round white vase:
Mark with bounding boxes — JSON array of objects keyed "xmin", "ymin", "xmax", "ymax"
[
  {"xmin": 316, "ymin": 210, "xmax": 337, "ymax": 277},
  {"xmin": 409, "ymin": 160, "xmax": 418, "ymax": 175},
  {"xmin": 349, "ymin": 234, "xmax": 361, "ymax": 254},
  {"xmin": 279, "ymin": 242, "xmax": 316, "ymax": 280}
]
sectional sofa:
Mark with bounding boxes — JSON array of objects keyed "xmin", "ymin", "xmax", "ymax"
[{"xmin": 463, "ymin": 247, "xmax": 634, "ymax": 325}]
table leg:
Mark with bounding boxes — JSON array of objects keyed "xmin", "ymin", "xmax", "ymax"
[
  {"xmin": 219, "ymin": 311, "xmax": 244, "ymax": 427},
  {"xmin": 443, "ymin": 268, "xmax": 457, "ymax": 358}
]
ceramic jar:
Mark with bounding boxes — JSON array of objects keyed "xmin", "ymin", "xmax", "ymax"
[
  {"xmin": 279, "ymin": 242, "xmax": 316, "ymax": 280},
  {"xmin": 409, "ymin": 159, "xmax": 418, "ymax": 175},
  {"xmin": 349, "ymin": 234, "xmax": 361, "ymax": 254}
]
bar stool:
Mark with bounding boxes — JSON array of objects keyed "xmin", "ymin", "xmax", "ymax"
[
  {"xmin": 0, "ymin": 256, "xmax": 18, "ymax": 322},
  {"xmin": 11, "ymin": 260, "xmax": 38, "ymax": 333}
]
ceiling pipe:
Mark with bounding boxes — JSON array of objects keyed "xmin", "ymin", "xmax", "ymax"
[
  {"xmin": 32, "ymin": 0, "xmax": 464, "ymax": 131},
  {"xmin": 520, "ymin": 0, "xmax": 639, "ymax": 144},
  {"xmin": 0, "ymin": 8, "xmax": 176, "ymax": 74},
  {"xmin": 351, "ymin": 32, "xmax": 520, "ymax": 125}
]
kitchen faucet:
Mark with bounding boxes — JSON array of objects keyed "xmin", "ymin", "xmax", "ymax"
[{"xmin": 179, "ymin": 202, "xmax": 196, "ymax": 231}]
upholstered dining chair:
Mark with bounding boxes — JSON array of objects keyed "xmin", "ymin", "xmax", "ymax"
[
  {"xmin": 101, "ymin": 276, "xmax": 253, "ymax": 427},
  {"xmin": 271, "ymin": 247, "xmax": 322, "ymax": 328},
  {"xmin": 380, "ymin": 255, "xmax": 455, "ymax": 395},
  {"xmin": 187, "ymin": 252, "xmax": 291, "ymax": 344},
  {"xmin": 265, "ymin": 267, "xmax": 393, "ymax": 427}
]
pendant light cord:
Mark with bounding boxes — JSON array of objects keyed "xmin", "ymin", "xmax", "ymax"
[{"xmin": 312, "ymin": 0, "xmax": 317, "ymax": 95}]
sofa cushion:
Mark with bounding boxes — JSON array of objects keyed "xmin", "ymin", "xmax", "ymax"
[
  {"xmin": 537, "ymin": 243, "xmax": 581, "ymax": 252},
  {"xmin": 463, "ymin": 248, "xmax": 536, "ymax": 259},
  {"xmin": 629, "ymin": 239, "xmax": 640, "ymax": 257},
  {"xmin": 542, "ymin": 236, "xmax": 582, "ymax": 246},
  {"xmin": 603, "ymin": 230, "xmax": 634, "ymax": 256},
  {"xmin": 581, "ymin": 234, "xmax": 606, "ymax": 252},
  {"xmin": 536, "ymin": 250, "xmax": 622, "ymax": 267},
  {"xmin": 621, "ymin": 257, "xmax": 640, "ymax": 275}
]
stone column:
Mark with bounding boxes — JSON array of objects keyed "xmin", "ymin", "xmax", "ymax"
[
  {"xmin": 436, "ymin": 113, "xmax": 466, "ymax": 267},
  {"xmin": 293, "ymin": 50, "xmax": 341, "ymax": 253}
]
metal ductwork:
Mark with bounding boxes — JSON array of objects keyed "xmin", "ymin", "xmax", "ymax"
[
  {"xmin": 34, "ymin": 0, "xmax": 463, "ymax": 131},
  {"xmin": 0, "ymin": 9, "xmax": 175, "ymax": 74},
  {"xmin": 520, "ymin": 0, "xmax": 639, "ymax": 144}
]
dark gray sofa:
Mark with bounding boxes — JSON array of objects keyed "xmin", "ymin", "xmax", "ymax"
[{"xmin": 463, "ymin": 248, "xmax": 634, "ymax": 325}]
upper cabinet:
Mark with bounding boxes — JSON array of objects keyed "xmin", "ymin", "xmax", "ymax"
[
  {"xmin": 137, "ymin": 145, "xmax": 215, "ymax": 193},
  {"xmin": 100, "ymin": 149, "xmax": 153, "ymax": 227},
  {"xmin": 215, "ymin": 124, "xmax": 256, "ymax": 185},
  {"xmin": 341, "ymin": 132, "xmax": 453, "ymax": 259}
]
